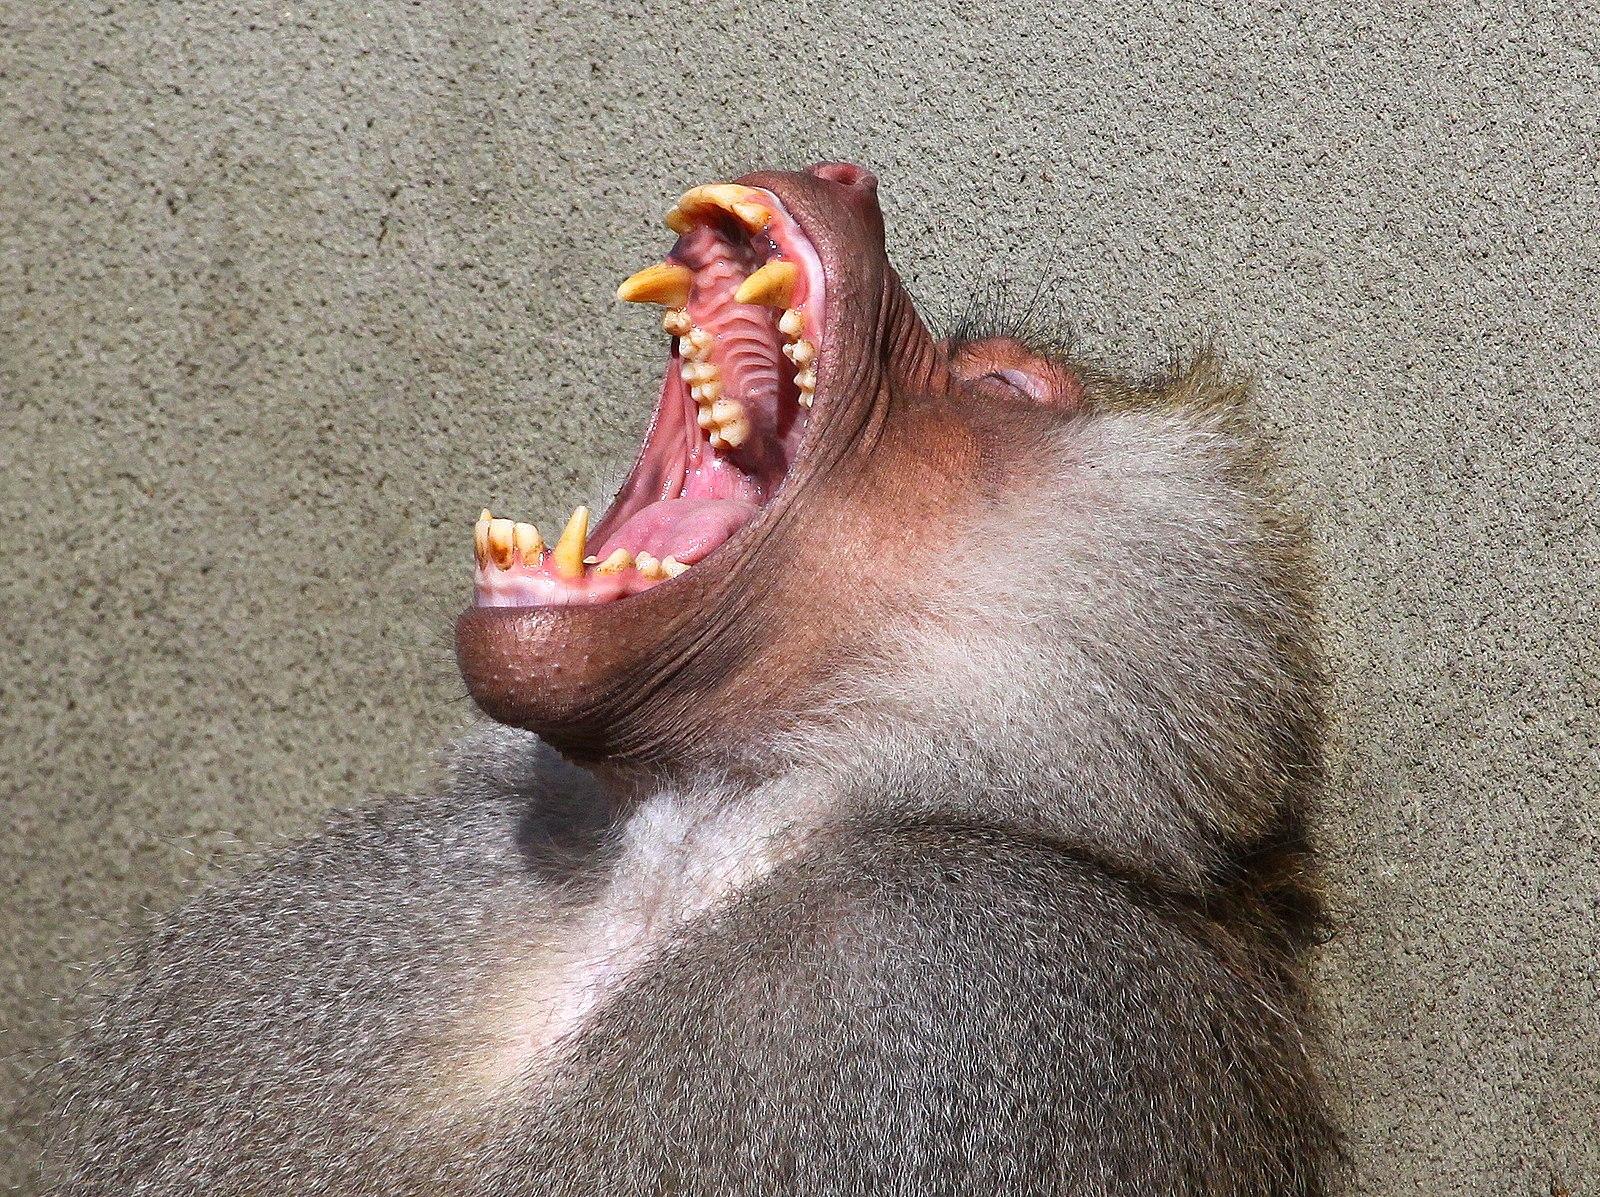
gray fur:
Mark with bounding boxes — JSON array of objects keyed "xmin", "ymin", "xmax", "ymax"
[{"xmin": 43, "ymin": 352, "xmax": 1337, "ymax": 1194}]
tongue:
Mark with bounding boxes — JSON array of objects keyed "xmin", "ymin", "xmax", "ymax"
[{"xmin": 596, "ymin": 497, "xmax": 758, "ymax": 565}]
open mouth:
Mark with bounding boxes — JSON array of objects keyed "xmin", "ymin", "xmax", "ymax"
[{"xmin": 472, "ymin": 183, "xmax": 826, "ymax": 607}]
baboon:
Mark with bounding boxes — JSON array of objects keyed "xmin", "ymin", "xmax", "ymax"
[{"xmin": 45, "ymin": 163, "xmax": 1338, "ymax": 1195}]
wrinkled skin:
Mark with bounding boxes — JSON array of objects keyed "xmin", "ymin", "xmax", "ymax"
[
  {"xmin": 458, "ymin": 164, "xmax": 1062, "ymax": 767},
  {"xmin": 46, "ymin": 165, "xmax": 1339, "ymax": 1197}
]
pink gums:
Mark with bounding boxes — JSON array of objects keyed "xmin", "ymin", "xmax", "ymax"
[{"xmin": 475, "ymin": 188, "xmax": 823, "ymax": 609}]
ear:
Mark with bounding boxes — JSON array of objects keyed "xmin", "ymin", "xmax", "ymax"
[{"xmin": 944, "ymin": 336, "xmax": 1084, "ymax": 413}]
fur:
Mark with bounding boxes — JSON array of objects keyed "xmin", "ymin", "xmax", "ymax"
[{"xmin": 43, "ymin": 350, "xmax": 1338, "ymax": 1195}]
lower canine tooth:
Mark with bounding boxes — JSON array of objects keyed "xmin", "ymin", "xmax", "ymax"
[
  {"xmin": 595, "ymin": 548, "xmax": 633, "ymax": 574},
  {"xmin": 487, "ymin": 518, "xmax": 517, "ymax": 570},
  {"xmin": 552, "ymin": 507, "xmax": 589, "ymax": 579},
  {"xmin": 513, "ymin": 522, "xmax": 544, "ymax": 562}
]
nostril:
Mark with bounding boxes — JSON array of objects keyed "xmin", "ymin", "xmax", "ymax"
[{"xmin": 808, "ymin": 162, "xmax": 877, "ymax": 193}]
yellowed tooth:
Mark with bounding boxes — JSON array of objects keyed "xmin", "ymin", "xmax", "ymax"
[
  {"xmin": 663, "ymin": 308, "xmax": 692, "ymax": 336},
  {"xmin": 634, "ymin": 551, "xmax": 665, "ymax": 580},
  {"xmin": 552, "ymin": 506, "xmax": 589, "ymax": 579},
  {"xmin": 798, "ymin": 393, "xmax": 813, "ymax": 408},
  {"xmin": 474, "ymin": 512, "xmax": 491, "ymax": 567},
  {"xmin": 676, "ymin": 184, "xmax": 771, "ymax": 232},
  {"xmin": 513, "ymin": 521, "xmax": 543, "ymax": 562},
  {"xmin": 785, "ymin": 338, "xmax": 816, "ymax": 367},
  {"xmin": 682, "ymin": 361, "xmax": 717, "ymax": 384},
  {"xmin": 662, "ymin": 556, "xmax": 689, "ymax": 578},
  {"xmin": 618, "ymin": 262, "xmax": 694, "ymax": 307},
  {"xmin": 708, "ymin": 431, "xmax": 726, "ymax": 449},
  {"xmin": 718, "ymin": 416, "xmax": 750, "ymax": 448},
  {"xmin": 688, "ymin": 326, "xmax": 714, "ymax": 355},
  {"xmin": 697, "ymin": 406, "xmax": 716, "ymax": 430},
  {"xmin": 778, "ymin": 308, "xmax": 805, "ymax": 337},
  {"xmin": 595, "ymin": 548, "xmax": 633, "ymax": 574},
  {"xmin": 487, "ymin": 518, "xmax": 517, "ymax": 570},
  {"xmin": 796, "ymin": 367, "xmax": 817, "ymax": 392},
  {"xmin": 734, "ymin": 259, "xmax": 798, "ymax": 308}
]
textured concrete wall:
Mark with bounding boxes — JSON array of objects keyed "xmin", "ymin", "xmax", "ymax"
[{"xmin": 3, "ymin": 3, "xmax": 1594, "ymax": 1192}]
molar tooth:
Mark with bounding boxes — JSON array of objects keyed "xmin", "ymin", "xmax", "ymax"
[
  {"xmin": 691, "ymin": 380, "xmax": 723, "ymax": 404},
  {"xmin": 734, "ymin": 259, "xmax": 798, "ymax": 308},
  {"xmin": 474, "ymin": 511, "xmax": 491, "ymax": 567},
  {"xmin": 778, "ymin": 308, "xmax": 804, "ymax": 337},
  {"xmin": 487, "ymin": 518, "xmax": 517, "ymax": 570},
  {"xmin": 798, "ymin": 393, "xmax": 813, "ymax": 408},
  {"xmin": 513, "ymin": 521, "xmax": 543, "ymax": 562},
  {"xmin": 617, "ymin": 262, "xmax": 693, "ymax": 307},
  {"xmin": 717, "ymin": 417, "xmax": 750, "ymax": 448},
  {"xmin": 662, "ymin": 556, "xmax": 689, "ymax": 578},
  {"xmin": 635, "ymin": 551, "xmax": 666, "ymax": 580},
  {"xmin": 787, "ymin": 338, "xmax": 816, "ymax": 367},
  {"xmin": 688, "ymin": 327, "xmax": 714, "ymax": 355},
  {"xmin": 796, "ymin": 367, "xmax": 816, "ymax": 392},
  {"xmin": 683, "ymin": 361, "xmax": 717, "ymax": 384},
  {"xmin": 710, "ymin": 397, "xmax": 745, "ymax": 425},
  {"xmin": 663, "ymin": 308, "xmax": 692, "ymax": 336},
  {"xmin": 708, "ymin": 431, "xmax": 726, "ymax": 449},
  {"xmin": 595, "ymin": 548, "xmax": 633, "ymax": 574},
  {"xmin": 697, "ymin": 406, "xmax": 716, "ymax": 430},
  {"xmin": 551, "ymin": 506, "xmax": 589, "ymax": 579},
  {"xmin": 678, "ymin": 336, "xmax": 700, "ymax": 360}
]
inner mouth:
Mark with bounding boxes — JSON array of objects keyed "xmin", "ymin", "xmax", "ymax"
[{"xmin": 473, "ymin": 183, "xmax": 825, "ymax": 608}]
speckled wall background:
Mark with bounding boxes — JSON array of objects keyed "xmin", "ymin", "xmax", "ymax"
[{"xmin": 2, "ymin": 3, "xmax": 1594, "ymax": 1192}]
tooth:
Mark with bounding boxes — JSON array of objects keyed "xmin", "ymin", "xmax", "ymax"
[
  {"xmin": 785, "ymin": 338, "xmax": 816, "ymax": 367},
  {"xmin": 734, "ymin": 260, "xmax": 798, "ymax": 307},
  {"xmin": 635, "ymin": 551, "xmax": 666, "ymax": 580},
  {"xmin": 718, "ymin": 418, "xmax": 750, "ymax": 448},
  {"xmin": 551, "ymin": 506, "xmax": 589, "ymax": 579},
  {"xmin": 678, "ymin": 337, "xmax": 700, "ymax": 360},
  {"xmin": 662, "ymin": 556, "xmax": 689, "ymax": 578},
  {"xmin": 778, "ymin": 308, "xmax": 804, "ymax": 337},
  {"xmin": 513, "ymin": 522, "xmax": 544, "ymax": 562},
  {"xmin": 688, "ymin": 327, "xmax": 714, "ymax": 355},
  {"xmin": 487, "ymin": 518, "xmax": 517, "ymax": 570},
  {"xmin": 710, "ymin": 398, "xmax": 744, "ymax": 425},
  {"xmin": 798, "ymin": 393, "xmax": 813, "ymax": 408},
  {"xmin": 677, "ymin": 184, "xmax": 771, "ymax": 233},
  {"xmin": 708, "ymin": 431, "xmax": 726, "ymax": 449},
  {"xmin": 663, "ymin": 308, "xmax": 692, "ymax": 336},
  {"xmin": 595, "ymin": 548, "xmax": 633, "ymax": 574},
  {"xmin": 618, "ymin": 262, "xmax": 693, "ymax": 307},
  {"xmin": 474, "ymin": 512, "xmax": 491, "ymax": 567},
  {"xmin": 697, "ymin": 406, "xmax": 716, "ymax": 430},
  {"xmin": 683, "ymin": 361, "xmax": 717, "ymax": 384},
  {"xmin": 796, "ymin": 367, "xmax": 816, "ymax": 392}
]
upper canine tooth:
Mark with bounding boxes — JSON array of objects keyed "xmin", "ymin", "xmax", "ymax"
[
  {"xmin": 734, "ymin": 260, "xmax": 798, "ymax": 308},
  {"xmin": 487, "ymin": 518, "xmax": 517, "ymax": 570},
  {"xmin": 595, "ymin": 548, "xmax": 633, "ymax": 574},
  {"xmin": 513, "ymin": 522, "xmax": 544, "ymax": 562},
  {"xmin": 618, "ymin": 262, "xmax": 694, "ymax": 307},
  {"xmin": 778, "ymin": 308, "xmax": 804, "ymax": 337},
  {"xmin": 552, "ymin": 506, "xmax": 590, "ymax": 579}
]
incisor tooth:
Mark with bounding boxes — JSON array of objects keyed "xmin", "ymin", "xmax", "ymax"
[
  {"xmin": 662, "ymin": 556, "xmax": 689, "ymax": 578},
  {"xmin": 487, "ymin": 518, "xmax": 516, "ymax": 570},
  {"xmin": 675, "ymin": 184, "xmax": 771, "ymax": 233},
  {"xmin": 778, "ymin": 308, "xmax": 804, "ymax": 337},
  {"xmin": 513, "ymin": 522, "xmax": 543, "ymax": 562},
  {"xmin": 552, "ymin": 507, "xmax": 589, "ymax": 579},
  {"xmin": 734, "ymin": 259, "xmax": 798, "ymax": 307},
  {"xmin": 617, "ymin": 262, "xmax": 693, "ymax": 307},
  {"xmin": 474, "ymin": 512, "xmax": 491, "ymax": 566},
  {"xmin": 595, "ymin": 548, "xmax": 633, "ymax": 574}
]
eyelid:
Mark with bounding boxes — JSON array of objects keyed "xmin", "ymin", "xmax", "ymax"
[{"xmin": 983, "ymin": 368, "xmax": 1050, "ymax": 402}]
